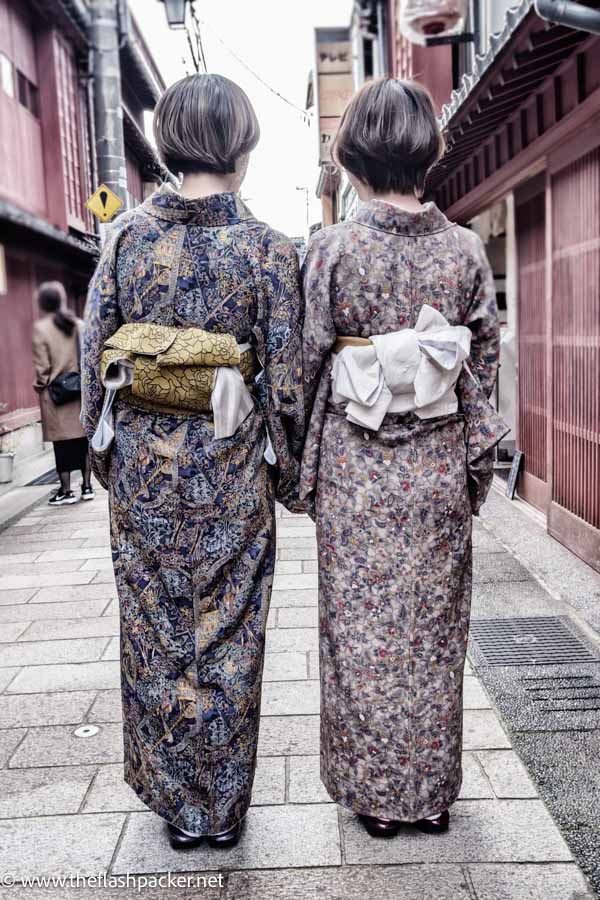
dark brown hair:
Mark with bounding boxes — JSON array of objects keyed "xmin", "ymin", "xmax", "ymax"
[
  {"xmin": 36, "ymin": 281, "xmax": 76, "ymax": 336},
  {"xmin": 332, "ymin": 77, "xmax": 444, "ymax": 195},
  {"xmin": 153, "ymin": 73, "xmax": 260, "ymax": 176}
]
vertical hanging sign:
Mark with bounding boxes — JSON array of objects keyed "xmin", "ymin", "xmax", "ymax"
[{"xmin": 314, "ymin": 29, "xmax": 354, "ymax": 164}]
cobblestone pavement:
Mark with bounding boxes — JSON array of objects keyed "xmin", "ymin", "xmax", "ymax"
[{"xmin": 0, "ymin": 484, "xmax": 595, "ymax": 899}]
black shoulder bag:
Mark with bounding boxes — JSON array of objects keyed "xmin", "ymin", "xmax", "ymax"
[{"xmin": 48, "ymin": 325, "xmax": 82, "ymax": 406}]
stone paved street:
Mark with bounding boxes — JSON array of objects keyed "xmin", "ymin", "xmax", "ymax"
[{"xmin": 0, "ymin": 484, "xmax": 596, "ymax": 899}]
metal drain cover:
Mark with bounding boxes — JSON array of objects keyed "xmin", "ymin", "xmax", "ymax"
[{"xmin": 469, "ymin": 616, "xmax": 599, "ymax": 667}]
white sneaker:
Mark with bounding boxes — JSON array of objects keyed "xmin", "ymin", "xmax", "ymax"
[{"xmin": 48, "ymin": 490, "xmax": 78, "ymax": 506}]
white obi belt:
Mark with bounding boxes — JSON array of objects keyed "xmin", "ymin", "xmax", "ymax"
[
  {"xmin": 90, "ymin": 341, "xmax": 276, "ymax": 464},
  {"xmin": 330, "ymin": 304, "xmax": 472, "ymax": 432}
]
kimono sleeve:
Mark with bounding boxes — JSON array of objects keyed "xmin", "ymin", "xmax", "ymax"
[
  {"xmin": 80, "ymin": 226, "xmax": 123, "ymax": 487},
  {"xmin": 463, "ymin": 233, "xmax": 501, "ymax": 399},
  {"xmin": 297, "ymin": 230, "xmax": 338, "ymax": 517},
  {"xmin": 458, "ymin": 232, "xmax": 510, "ymax": 514},
  {"xmin": 301, "ymin": 230, "xmax": 337, "ymax": 418},
  {"xmin": 257, "ymin": 234, "xmax": 306, "ymax": 513}
]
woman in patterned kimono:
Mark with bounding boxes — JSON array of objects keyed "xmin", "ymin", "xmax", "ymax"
[
  {"xmin": 81, "ymin": 75, "xmax": 305, "ymax": 849},
  {"xmin": 300, "ymin": 78, "xmax": 508, "ymax": 838}
]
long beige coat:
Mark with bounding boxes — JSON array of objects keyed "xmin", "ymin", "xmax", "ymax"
[{"xmin": 32, "ymin": 315, "xmax": 86, "ymax": 442}]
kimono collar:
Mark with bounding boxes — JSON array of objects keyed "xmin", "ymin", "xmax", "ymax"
[
  {"xmin": 142, "ymin": 183, "xmax": 254, "ymax": 226},
  {"xmin": 352, "ymin": 199, "xmax": 452, "ymax": 236}
]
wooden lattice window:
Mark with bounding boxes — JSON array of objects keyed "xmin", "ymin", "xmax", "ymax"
[{"xmin": 54, "ymin": 34, "xmax": 92, "ymax": 232}]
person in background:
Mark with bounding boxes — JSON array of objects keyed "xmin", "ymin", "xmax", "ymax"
[
  {"xmin": 300, "ymin": 78, "xmax": 508, "ymax": 838},
  {"xmin": 32, "ymin": 281, "xmax": 94, "ymax": 506}
]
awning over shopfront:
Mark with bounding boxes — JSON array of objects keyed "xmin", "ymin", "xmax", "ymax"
[{"xmin": 428, "ymin": 0, "xmax": 600, "ymax": 219}]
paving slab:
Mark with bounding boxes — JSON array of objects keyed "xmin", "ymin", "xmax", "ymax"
[
  {"xmin": 463, "ymin": 709, "xmax": 512, "ymax": 750},
  {"xmin": 112, "ymin": 804, "xmax": 341, "ymax": 874},
  {"xmin": 0, "ymin": 598, "xmax": 110, "ymax": 623},
  {"xmin": 9, "ymin": 722, "xmax": 123, "ymax": 768},
  {"xmin": 463, "ymin": 675, "xmax": 491, "ymax": 709},
  {"xmin": 459, "ymin": 752, "xmax": 494, "ymax": 799},
  {"xmin": 288, "ymin": 755, "xmax": 332, "ymax": 804},
  {"xmin": 0, "ymin": 728, "xmax": 26, "ymax": 767},
  {"xmin": 5, "ymin": 661, "xmax": 119, "ymax": 694},
  {"xmin": 261, "ymin": 680, "xmax": 320, "ymax": 716},
  {"xmin": 341, "ymin": 799, "xmax": 573, "ymax": 864},
  {"xmin": 18, "ymin": 616, "xmax": 119, "ymax": 642},
  {"xmin": 0, "ymin": 589, "xmax": 37, "ymax": 606},
  {"xmin": 278, "ymin": 544, "xmax": 318, "ymax": 560},
  {"xmin": 258, "ymin": 715, "xmax": 320, "ymax": 756},
  {"xmin": 36, "ymin": 546, "xmax": 112, "ymax": 562},
  {"xmin": 0, "ymin": 559, "xmax": 85, "ymax": 576},
  {"xmin": 226, "ymin": 865, "xmax": 473, "ymax": 900},
  {"xmin": 0, "ymin": 637, "xmax": 110, "ymax": 667},
  {"xmin": 0, "ymin": 764, "xmax": 96, "ymax": 818},
  {"xmin": 0, "ymin": 690, "xmax": 96, "ymax": 728},
  {"xmin": 262, "ymin": 652, "xmax": 308, "ymax": 682},
  {"xmin": 272, "ymin": 573, "xmax": 319, "ymax": 592},
  {"xmin": 466, "ymin": 862, "xmax": 594, "ymax": 899},
  {"xmin": 277, "ymin": 606, "xmax": 318, "ymax": 629},
  {"xmin": 0, "ymin": 623, "xmax": 28, "ymax": 643},
  {"xmin": 32, "ymin": 583, "xmax": 117, "ymax": 604},
  {"xmin": 266, "ymin": 628, "xmax": 319, "ymax": 654},
  {"xmin": 86, "ymin": 689, "xmax": 122, "ymax": 723},
  {"xmin": 102, "ymin": 636, "xmax": 119, "ymax": 660},
  {"xmin": 82, "ymin": 763, "xmax": 147, "ymax": 813},
  {"xmin": 251, "ymin": 755, "xmax": 286, "ymax": 806},
  {"xmin": 0, "ymin": 571, "xmax": 96, "ymax": 590},
  {"xmin": 476, "ymin": 749, "xmax": 539, "ymax": 798},
  {"xmin": 0, "ymin": 668, "xmax": 19, "ymax": 692},
  {"xmin": 0, "ymin": 812, "xmax": 125, "ymax": 878},
  {"xmin": 270, "ymin": 589, "xmax": 318, "ymax": 608}
]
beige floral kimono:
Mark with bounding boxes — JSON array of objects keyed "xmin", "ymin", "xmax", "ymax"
[{"xmin": 300, "ymin": 198, "xmax": 509, "ymax": 822}]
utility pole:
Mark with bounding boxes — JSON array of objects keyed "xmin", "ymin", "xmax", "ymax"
[{"xmin": 90, "ymin": 0, "xmax": 127, "ymax": 211}]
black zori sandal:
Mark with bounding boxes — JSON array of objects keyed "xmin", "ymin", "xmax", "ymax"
[
  {"xmin": 166, "ymin": 820, "xmax": 243, "ymax": 850},
  {"xmin": 358, "ymin": 814, "xmax": 402, "ymax": 838},
  {"xmin": 413, "ymin": 809, "xmax": 450, "ymax": 834}
]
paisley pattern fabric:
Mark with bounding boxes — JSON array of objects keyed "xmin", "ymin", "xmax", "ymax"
[
  {"xmin": 300, "ymin": 198, "xmax": 509, "ymax": 822},
  {"xmin": 80, "ymin": 184, "xmax": 305, "ymax": 836}
]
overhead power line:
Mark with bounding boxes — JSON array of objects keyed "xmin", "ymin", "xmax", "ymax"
[{"xmin": 197, "ymin": 16, "xmax": 310, "ymax": 124}]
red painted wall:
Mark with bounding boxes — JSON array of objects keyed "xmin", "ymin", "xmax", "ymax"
[{"xmin": 0, "ymin": 0, "xmax": 46, "ymax": 218}]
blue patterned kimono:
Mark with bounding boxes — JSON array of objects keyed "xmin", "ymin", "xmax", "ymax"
[{"xmin": 80, "ymin": 185, "xmax": 305, "ymax": 835}]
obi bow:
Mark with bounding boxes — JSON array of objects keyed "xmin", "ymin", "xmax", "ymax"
[{"xmin": 331, "ymin": 304, "xmax": 472, "ymax": 431}]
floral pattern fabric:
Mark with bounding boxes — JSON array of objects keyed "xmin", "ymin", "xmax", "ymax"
[
  {"xmin": 80, "ymin": 184, "xmax": 305, "ymax": 836},
  {"xmin": 300, "ymin": 199, "xmax": 509, "ymax": 821}
]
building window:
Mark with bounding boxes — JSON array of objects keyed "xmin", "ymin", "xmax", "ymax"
[
  {"xmin": 54, "ymin": 34, "xmax": 92, "ymax": 231},
  {"xmin": 16, "ymin": 69, "xmax": 39, "ymax": 117},
  {"xmin": 0, "ymin": 52, "xmax": 14, "ymax": 98}
]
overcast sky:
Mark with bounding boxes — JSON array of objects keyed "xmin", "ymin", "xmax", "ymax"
[{"xmin": 129, "ymin": 0, "xmax": 354, "ymax": 238}]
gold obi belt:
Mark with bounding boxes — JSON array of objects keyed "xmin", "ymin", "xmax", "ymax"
[
  {"xmin": 100, "ymin": 323, "xmax": 257, "ymax": 414},
  {"xmin": 91, "ymin": 323, "xmax": 259, "ymax": 453}
]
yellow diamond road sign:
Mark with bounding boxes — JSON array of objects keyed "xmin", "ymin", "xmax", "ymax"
[{"xmin": 86, "ymin": 184, "xmax": 123, "ymax": 223}]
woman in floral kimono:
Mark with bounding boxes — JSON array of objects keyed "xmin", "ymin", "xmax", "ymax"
[
  {"xmin": 81, "ymin": 74, "xmax": 304, "ymax": 850},
  {"xmin": 301, "ymin": 78, "xmax": 508, "ymax": 838}
]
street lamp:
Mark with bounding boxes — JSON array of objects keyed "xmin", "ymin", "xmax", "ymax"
[{"xmin": 158, "ymin": 0, "xmax": 188, "ymax": 29}]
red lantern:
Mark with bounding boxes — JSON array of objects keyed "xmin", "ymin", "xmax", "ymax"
[{"xmin": 399, "ymin": 0, "xmax": 467, "ymax": 45}]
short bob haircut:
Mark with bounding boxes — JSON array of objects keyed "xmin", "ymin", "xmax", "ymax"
[
  {"xmin": 153, "ymin": 73, "xmax": 259, "ymax": 176},
  {"xmin": 332, "ymin": 77, "xmax": 444, "ymax": 196}
]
